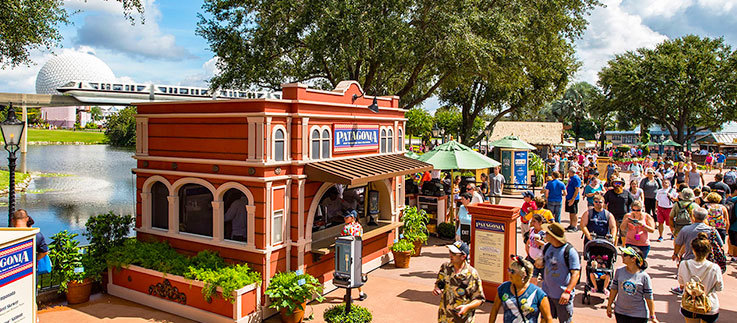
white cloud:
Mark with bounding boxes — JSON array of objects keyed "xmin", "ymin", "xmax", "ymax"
[
  {"xmin": 622, "ymin": 0, "xmax": 693, "ymax": 18},
  {"xmin": 179, "ymin": 57, "xmax": 220, "ymax": 87},
  {"xmin": 69, "ymin": 0, "xmax": 193, "ymax": 60},
  {"xmin": 0, "ymin": 46, "xmax": 102, "ymax": 93},
  {"xmin": 574, "ymin": 0, "xmax": 668, "ymax": 85}
]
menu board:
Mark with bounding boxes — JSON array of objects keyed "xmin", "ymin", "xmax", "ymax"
[
  {"xmin": 514, "ymin": 151, "xmax": 528, "ymax": 189},
  {"xmin": 0, "ymin": 236, "xmax": 35, "ymax": 323},
  {"xmin": 473, "ymin": 220, "xmax": 505, "ymax": 284}
]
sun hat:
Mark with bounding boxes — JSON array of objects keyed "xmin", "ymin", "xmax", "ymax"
[
  {"xmin": 447, "ymin": 241, "xmax": 470, "ymax": 256},
  {"xmin": 611, "ymin": 177, "xmax": 625, "ymax": 185},
  {"xmin": 541, "ymin": 222, "xmax": 567, "ymax": 244},
  {"xmin": 679, "ymin": 188, "xmax": 696, "ymax": 201},
  {"xmin": 618, "ymin": 246, "xmax": 647, "ymax": 269}
]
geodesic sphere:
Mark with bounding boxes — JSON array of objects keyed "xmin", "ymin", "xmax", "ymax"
[{"xmin": 35, "ymin": 52, "xmax": 116, "ymax": 94}]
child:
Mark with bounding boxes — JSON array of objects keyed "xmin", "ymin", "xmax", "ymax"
[
  {"xmin": 525, "ymin": 213, "xmax": 546, "ymax": 286},
  {"xmin": 519, "ymin": 191, "xmax": 537, "ymax": 234},
  {"xmin": 588, "ymin": 255, "xmax": 611, "ymax": 296},
  {"xmin": 526, "ymin": 196, "xmax": 554, "ymax": 224},
  {"xmin": 341, "ymin": 209, "xmax": 367, "ymax": 300}
]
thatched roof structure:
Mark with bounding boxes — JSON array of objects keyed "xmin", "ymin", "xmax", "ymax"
[{"xmin": 488, "ymin": 121, "xmax": 563, "ymax": 145}]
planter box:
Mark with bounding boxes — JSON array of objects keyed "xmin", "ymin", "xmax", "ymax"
[{"xmin": 107, "ymin": 265, "xmax": 261, "ymax": 323}]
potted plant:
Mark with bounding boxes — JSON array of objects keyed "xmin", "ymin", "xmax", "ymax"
[
  {"xmin": 436, "ymin": 222, "xmax": 456, "ymax": 240},
  {"xmin": 390, "ymin": 238, "xmax": 414, "ymax": 268},
  {"xmin": 401, "ymin": 206, "xmax": 429, "ymax": 257},
  {"xmin": 324, "ymin": 303, "xmax": 373, "ymax": 323},
  {"xmin": 49, "ymin": 230, "xmax": 94, "ymax": 304},
  {"xmin": 265, "ymin": 271, "xmax": 325, "ymax": 323}
]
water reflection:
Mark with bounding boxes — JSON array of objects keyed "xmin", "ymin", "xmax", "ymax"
[{"xmin": 1, "ymin": 145, "xmax": 136, "ymax": 243}]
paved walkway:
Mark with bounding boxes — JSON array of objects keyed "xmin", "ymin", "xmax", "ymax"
[{"xmin": 39, "ymin": 171, "xmax": 737, "ymax": 322}]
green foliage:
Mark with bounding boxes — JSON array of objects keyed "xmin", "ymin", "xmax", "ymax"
[
  {"xmin": 0, "ymin": 0, "xmax": 144, "ymax": 68},
  {"xmin": 90, "ymin": 106, "xmax": 103, "ymax": 121},
  {"xmin": 104, "ymin": 106, "xmax": 137, "ymax": 147},
  {"xmin": 49, "ymin": 231, "xmax": 91, "ymax": 293},
  {"xmin": 106, "ymin": 240, "xmax": 261, "ymax": 302},
  {"xmin": 434, "ymin": 106, "xmax": 462, "ymax": 139},
  {"xmin": 83, "ymin": 212, "xmax": 134, "ymax": 281},
  {"xmin": 198, "ymin": 0, "xmax": 599, "ymax": 111},
  {"xmin": 390, "ymin": 238, "xmax": 415, "ymax": 254},
  {"xmin": 528, "ymin": 153, "xmax": 545, "ymax": 186},
  {"xmin": 437, "ymin": 222, "xmax": 456, "ymax": 240},
  {"xmin": 406, "ymin": 107, "xmax": 434, "ymax": 146},
  {"xmin": 401, "ymin": 206, "xmax": 429, "ymax": 243},
  {"xmin": 324, "ymin": 303, "xmax": 373, "ymax": 323},
  {"xmin": 264, "ymin": 271, "xmax": 325, "ymax": 315},
  {"xmin": 598, "ymin": 35, "xmax": 737, "ymax": 146},
  {"xmin": 616, "ymin": 145, "xmax": 631, "ymax": 154}
]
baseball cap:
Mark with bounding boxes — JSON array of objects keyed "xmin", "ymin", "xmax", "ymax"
[
  {"xmin": 343, "ymin": 209, "xmax": 358, "ymax": 218},
  {"xmin": 521, "ymin": 191, "xmax": 534, "ymax": 198},
  {"xmin": 447, "ymin": 241, "xmax": 470, "ymax": 256}
]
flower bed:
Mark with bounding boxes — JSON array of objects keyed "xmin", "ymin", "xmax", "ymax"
[{"xmin": 108, "ymin": 265, "xmax": 260, "ymax": 323}]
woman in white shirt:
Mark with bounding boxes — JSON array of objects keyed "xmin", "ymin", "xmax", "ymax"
[
  {"xmin": 629, "ymin": 180, "xmax": 644, "ymax": 203},
  {"xmin": 654, "ymin": 180, "xmax": 678, "ymax": 242},
  {"xmin": 678, "ymin": 232, "xmax": 723, "ymax": 323}
]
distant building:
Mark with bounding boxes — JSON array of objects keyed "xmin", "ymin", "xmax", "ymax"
[{"xmin": 488, "ymin": 121, "xmax": 563, "ymax": 156}]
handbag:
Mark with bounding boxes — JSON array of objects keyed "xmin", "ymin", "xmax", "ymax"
[
  {"xmin": 37, "ymin": 254, "xmax": 52, "ymax": 275},
  {"xmin": 706, "ymin": 229, "xmax": 727, "ymax": 274},
  {"xmin": 681, "ymin": 263, "xmax": 712, "ymax": 314}
]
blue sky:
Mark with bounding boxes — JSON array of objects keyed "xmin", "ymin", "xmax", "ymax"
[{"xmin": 2, "ymin": 0, "xmax": 737, "ymax": 112}]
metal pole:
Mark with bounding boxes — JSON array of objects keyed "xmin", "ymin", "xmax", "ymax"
[
  {"xmin": 7, "ymin": 151, "xmax": 16, "ymax": 226},
  {"xmin": 344, "ymin": 287, "xmax": 352, "ymax": 314}
]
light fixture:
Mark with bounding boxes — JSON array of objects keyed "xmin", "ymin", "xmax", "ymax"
[
  {"xmin": 352, "ymin": 94, "xmax": 379, "ymax": 113},
  {"xmin": 1, "ymin": 103, "xmax": 26, "ymax": 226}
]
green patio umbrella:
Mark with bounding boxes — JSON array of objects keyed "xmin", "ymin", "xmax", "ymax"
[
  {"xmin": 662, "ymin": 139, "xmax": 682, "ymax": 147},
  {"xmin": 488, "ymin": 136, "xmax": 536, "ymax": 150},
  {"xmin": 404, "ymin": 151, "xmax": 421, "ymax": 159},
  {"xmin": 416, "ymin": 140, "xmax": 500, "ymax": 170}
]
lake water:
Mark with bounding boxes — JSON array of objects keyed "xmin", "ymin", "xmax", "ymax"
[{"xmin": 1, "ymin": 145, "xmax": 136, "ymax": 243}]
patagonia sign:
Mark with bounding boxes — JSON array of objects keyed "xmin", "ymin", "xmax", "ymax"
[
  {"xmin": 334, "ymin": 124, "xmax": 379, "ymax": 152},
  {"xmin": 0, "ymin": 241, "xmax": 33, "ymax": 288}
]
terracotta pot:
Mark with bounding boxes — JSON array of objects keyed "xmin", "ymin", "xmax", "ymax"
[
  {"xmin": 412, "ymin": 240, "xmax": 424, "ymax": 257},
  {"xmin": 279, "ymin": 302, "xmax": 307, "ymax": 323},
  {"xmin": 392, "ymin": 250, "xmax": 412, "ymax": 268},
  {"xmin": 66, "ymin": 278, "xmax": 93, "ymax": 304}
]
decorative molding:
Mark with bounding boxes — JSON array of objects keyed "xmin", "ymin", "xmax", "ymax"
[
  {"xmin": 133, "ymin": 168, "xmax": 291, "ymax": 183},
  {"xmin": 149, "ymin": 279, "xmax": 187, "ymax": 304}
]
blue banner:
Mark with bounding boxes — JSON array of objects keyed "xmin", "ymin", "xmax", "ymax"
[
  {"xmin": 475, "ymin": 219, "xmax": 505, "ymax": 233},
  {"xmin": 514, "ymin": 151, "xmax": 528, "ymax": 188},
  {"xmin": 0, "ymin": 240, "xmax": 33, "ymax": 288},
  {"xmin": 333, "ymin": 124, "xmax": 379, "ymax": 152}
]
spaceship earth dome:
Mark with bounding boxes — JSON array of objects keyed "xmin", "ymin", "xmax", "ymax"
[{"xmin": 35, "ymin": 52, "xmax": 116, "ymax": 95}]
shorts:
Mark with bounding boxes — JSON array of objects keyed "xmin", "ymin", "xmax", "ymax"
[
  {"xmin": 729, "ymin": 230, "xmax": 737, "ymax": 247},
  {"xmin": 526, "ymin": 256, "xmax": 543, "ymax": 279},
  {"xmin": 616, "ymin": 219, "xmax": 625, "ymax": 237},
  {"xmin": 717, "ymin": 162, "xmax": 724, "ymax": 168},
  {"xmin": 614, "ymin": 312, "xmax": 648, "ymax": 323},
  {"xmin": 656, "ymin": 206, "xmax": 672, "ymax": 225},
  {"xmin": 680, "ymin": 308, "xmax": 719, "ymax": 323},
  {"xmin": 565, "ymin": 201, "xmax": 579, "ymax": 214},
  {"xmin": 548, "ymin": 297, "xmax": 574, "ymax": 323}
]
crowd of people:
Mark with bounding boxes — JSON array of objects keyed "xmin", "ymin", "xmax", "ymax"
[{"xmin": 434, "ymin": 149, "xmax": 736, "ymax": 323}]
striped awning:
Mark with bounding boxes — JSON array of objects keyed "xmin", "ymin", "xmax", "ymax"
[{"xmin": 305, "ymin": 154, "xmax": 434, "ymax": 185}]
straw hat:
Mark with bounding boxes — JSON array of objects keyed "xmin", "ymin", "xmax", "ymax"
[
  {"xmin": 542, "ymin": 222, "xmax": 567, "ymax": 244},
  {"xmin": 679, "ymin": 188, "xmax": 696, "ymax": 201}
]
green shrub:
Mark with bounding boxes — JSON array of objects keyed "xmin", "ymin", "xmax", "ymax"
[
  {"xmin": 390, "ymin": 238, "xmax": 415, "ymax": 254},
  {"xmin": 401, "ymin": 206, "xmax": 429, "ymax": 243},
  {"xmin": 104, "ymin": 106, "xmax": 136, "ymax": 147},
  {"xmin": 106, "ymin": 240, "xmax": 261, "ymax": 302},
  {"xmin": 49, "ymin": 231, "xmax": 93, "ymax": 292},
  {"xmin": 437, "ymin": 222, "xmax": 456, "ymax": 240},
  {"xmin": 323, "ymin": 304, "xmax": 373, "ymax": 323},
  {"xmin": 83, "ymin": 212, "xmax": 133, "ymax": 281},
  {"xmin": 265, "ymin": 271, "xmax": 324, "ymax": 315}
]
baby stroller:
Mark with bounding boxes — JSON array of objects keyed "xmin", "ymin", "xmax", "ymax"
[{"xmin": 581, "ymin": 234, "xmax": 617, "ymax": 305}]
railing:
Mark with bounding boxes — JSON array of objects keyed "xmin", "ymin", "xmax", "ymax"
[{"xmin": 37, "ymin": 244, "xmax": 89, "ymax": 294}]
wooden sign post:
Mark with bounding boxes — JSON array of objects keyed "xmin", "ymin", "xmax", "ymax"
[{"xmin": 466, "ymin": 203, "xmax": 519, "ymax": 300}]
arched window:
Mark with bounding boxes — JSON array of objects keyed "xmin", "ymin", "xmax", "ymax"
[
  {"xmin": 179, "ymin": 184, "xmax": 213, "ymax": 237},
  {"xmin": 387, "ymin": 129, "xmax": 394, "ymax": 153},
  {"xmin": 397, "ymin": 128, "xmax": 403, "ymax": 151},
  {"xmin": 274, "ymin": 129, "xmax": 285, "ymax": 161},
  {"xmin": 223, "ymin": 188, "xmax": 248, "ymax": 242},
  {"xmin": 151, "ymin": 181, "xmax": 169, "ymax": 230},
  {"xmin": 321, "ymin": 129, "xmax": 330, "ymax": 159},
  {"xmin": 311, "ymin": 129, "xmax": 320, "ymax": 160},
  {"xmin": 380, "ymin": 129, "xmax": 387, "ymax": 153}
]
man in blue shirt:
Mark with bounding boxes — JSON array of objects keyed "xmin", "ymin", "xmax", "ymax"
[
  {"xmin": 535, "ymin": 222, "xmax": 580, "ymax": 323},
  {"xmin": 565, "ymin": 167, "xmax": 582, "ymax": 232},
  {"xmin": 544, "ymin": 172, "xmax": 567, "ymax": 223}
]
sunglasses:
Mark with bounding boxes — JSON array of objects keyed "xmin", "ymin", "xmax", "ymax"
[
  {"xmin": 593, "ymin": 201, "xmax": 603, "ymax": 204},
  {"xmin": 631, "ymin": 208, "xmax": 641, "ymax": 212},
  {"xmin": 622, "ymin": 253, "xmax": 633, "ymax": 258}
]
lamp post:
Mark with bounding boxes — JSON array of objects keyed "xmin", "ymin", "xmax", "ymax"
[
  {"xmin": 484, "ymin": 127, "xmax": 491, "ymax": 155},
  {"xmin": 440, "ymin": 128, "xmax": 446, "ymax": 144},
  {"xmin": 594, "ymin": 132, "xmax": 601, "ymax": 155},
  {"xmin": 1, "ymin": 103, "xmax": 26, "ymax": 226},
  {"xmin": 659, "ymin": 134, "xmax": 665, "ymax": 156}
]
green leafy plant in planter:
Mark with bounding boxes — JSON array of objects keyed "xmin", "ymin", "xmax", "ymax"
[
  {"xmin": 49, "ymin": 231, "xmax": 90, "ymax": 292},
  {"xmin": 390, "ymin": 238, "xmax": 415, "ymax": 253},
  {"xmin": 324, "ymin": 303, "xmax": 373, "ymax": 323},
  {"xmin": 437, "ymin": 222, "xmax": 456, "ymax": 240},
  {"xmin": 83, "ymin": 212, "xmax": 133, "ymax": 282},
  {"xmin": 401, "ymin": 206, "xmax": 429, "ymax": 244},
  {"xmin": 264, "ymin": 271, "xmax": 325, "ymax": 318}
]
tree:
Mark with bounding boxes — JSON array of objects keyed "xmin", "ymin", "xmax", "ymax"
[
  {"xmin": 90, "ymin": 106, "xmax": 103, "ymax": 121},
  {"xmin": 548, "ymin": 82, "xmax": 603, "ymax": 145},
  {"xmin": 104, "ymin": 106, "xmax": 136, "ymax": 147},
  {"xmin": 433, "ymin": 106, "xmax": 462, "ymax": 140},
  {"xmin": 197, "ymin": 0, "xmax": 599, "ymax": 110},
  {"xmin": 598, "ymin": 35, "xmax": 737, "ymax": 147},
  {"xmin": 405, "ymin": 107, "xmax": 432, "ymax": 150},
  {"xmin": 0, "ymin": 0, "xmax": 144, "ymax": 68}
]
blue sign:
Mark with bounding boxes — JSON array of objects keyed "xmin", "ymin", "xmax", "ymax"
[
  {"xmin": 334, "ymin": 124, "xmax": 379, "ymax": 152},
  {"xmin": 514, "ymin": 151, "xmax": 528, "ymax": 188},
  {"xmin": 0, "ymin": 240, "xmax": 33, "ymax": 288}
]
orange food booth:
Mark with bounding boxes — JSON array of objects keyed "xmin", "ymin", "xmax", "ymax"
[{"xmin": 111, "ymin": 81, "xmax": 432, "ymax": 322}]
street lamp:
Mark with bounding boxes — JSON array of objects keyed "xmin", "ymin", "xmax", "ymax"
[
  {"xmin": 659, "ymin": 134, "xmax": 665, "ymax": 156},
  {"xmin": 1, "ymin": 103, "xmax": 26, "ymax": 226},
  {"xmin": 440, "ymin": 128, "xmax": 446, "ymax": 144},
  {"xmin": 484, "ymin": 127, "xmax": 492, "ymax": 155},
  {"xmin": 594, "ymin": 132, "xmax": 601, "ymax": 154}
]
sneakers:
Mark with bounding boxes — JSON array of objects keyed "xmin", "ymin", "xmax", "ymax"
[
  {"xmin": 731, "ymin": 257, "xmax": 737, "ymax": 263},
  {"xmin": 670, "ymin": 287, "xmax": 683, "ymax": 296},
  {"xmin": 657, "ymin": 237, "xmax": 663, "ymax": 242},
  {"xmin": 565, "ymin": 226, "xmax": 579, "ymax": 232},
  {"xmin": 359, "ymin": 292, "xmax": 368, "ymax": 301}
]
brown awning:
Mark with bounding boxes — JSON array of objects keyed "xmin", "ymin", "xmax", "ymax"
[{"xmin": 305, "ymin": 154, "xmax": 433, "ymax": 186}]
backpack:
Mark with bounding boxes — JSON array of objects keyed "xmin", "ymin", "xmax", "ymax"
[
  {"xmin": 542, "ymin": 242, "xmax": 580, "ymax": 284},
  {"xmin": 706, "ymin": 229, "xmax": 727, "ymax": 274},
  {"xmin": 723, "ymin": 171, "xmax": 736, "ymax": 185},
  {"xmin": 681, "ymin": 263, "xmax": 713, "ymax": 314},
  {"xmin": 673, "ymin": 201, "xmax": 694, "ymax": 227},
  {"xmin": 727, "ymin": 196, "xmax": 737, "ymax": 228}
]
